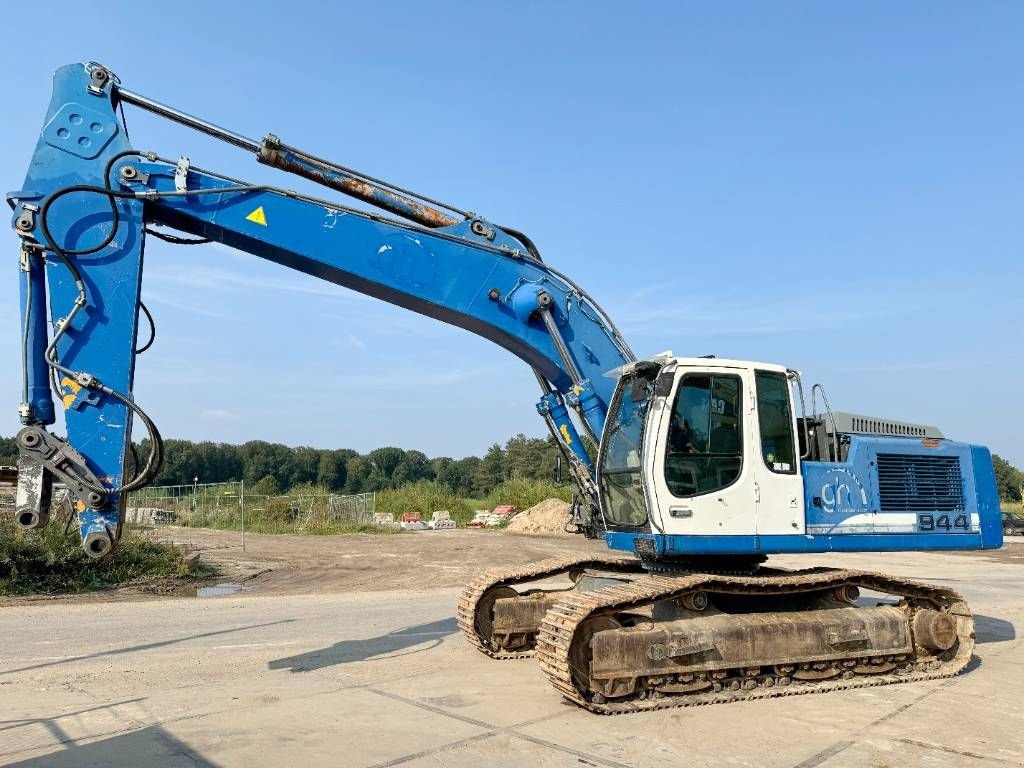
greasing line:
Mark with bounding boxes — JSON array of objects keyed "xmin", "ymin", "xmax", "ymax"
[{"xmin": 364, "ymin": 687, "xmax": 634, "ymax": 768}]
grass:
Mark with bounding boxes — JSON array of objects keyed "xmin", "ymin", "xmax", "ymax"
[
  {"xmin": 160, "ymin": 479, "xmax": 573, "ymax": 532},
  {"xmin": 1001, "ymin": 501, "xmax": 1023, "ymax": 519},
  {"xmin": 376, "ymin": 481, "xmax": 474, "ymax": 526},
  {"xmin": 375, "ymin": 479, "xmax": 572, "ymax": 527},
  {"xmin": 0, "ymin": 517, "xmax": 207, "ymax": 596},
  {"xmin": 175, "ymin": 507, "xmax": 400, "ymax": 536}
]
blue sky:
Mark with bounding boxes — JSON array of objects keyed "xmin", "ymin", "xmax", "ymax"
[{"xmin": 4, "ymin": 3, "xmax": 1022, "ymax": 466}]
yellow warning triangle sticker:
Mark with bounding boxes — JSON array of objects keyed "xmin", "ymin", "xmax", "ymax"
[{"xmin": 246, "ymin": 206, "xmax": 267, "ymax": 226}]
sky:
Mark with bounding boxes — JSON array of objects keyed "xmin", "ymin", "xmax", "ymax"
[{"xmin": 3, "ymin": 3, "xmax": 1022, "ymax": 466}]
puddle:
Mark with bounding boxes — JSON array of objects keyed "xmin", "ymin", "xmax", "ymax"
[{"xmin": 197, "ymin": 582, "xmax": 252, "ymax": 598}]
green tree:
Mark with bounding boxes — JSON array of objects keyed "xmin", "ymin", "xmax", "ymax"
[
  {"xmin": 452, "ymin": 456, "xmax": 482, "ymax": 496},
  {"xmin": 251, "ymin": 474, "xmax": 281, "ymax": 496},
  {"xmin": 392, "ymin": 450, "xmax": 433, "ymax": 486},
  {"xmin": 504, "ymin": 433, "xmax": 561, "ymax": 481},
  {"xmin": 0, "ymin": 436, "xmax": 18, "ymax": 466},
  {"xmin": 475, "ymin": 443, "xmax": 506, "ymax": 495},
  {"xmin": 290, "ymin": 447, "xmax": 322, "ymax": 488},
  {"xmin": 0, "ymin": 429, "xmax": 581, "ymax": 498},
  {"xmin": 241, "ymin": 441, "xmax": 296, "ymax": 490},
  {"xmin": 317, "ymin": 450, "xmax": 352, "ymax": 491},
  {"xmin": 993, "ymin": 454, "xmax": 1024, "ymax": 502},
  {"xmin": 367, "ymin": 447, "xmax": 405, "ymax": 487},
  {"xmin": 344, "ymin": 455, "xmax": 373, "ymax": 493}
]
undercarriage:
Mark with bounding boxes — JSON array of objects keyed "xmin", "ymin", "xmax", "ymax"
[
  {"xmin": 457, "ymin": 555, "xmax": 646, "ymax": 659},
  {"xmin": 459, "ymin": 558, "xmax": 974, "ymax": 714}
]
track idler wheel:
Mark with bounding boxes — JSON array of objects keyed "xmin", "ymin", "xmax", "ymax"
[
  {"xmin": 474, "ymin": 586, "xmax": 518, "ymax": 650},
  {"xmin": 913, "ymin": 610, "xmax": 958, "ymax": 652},
  {"xmin": 569, "ymin": 615, "xmax": 624, "ymax": 703}
]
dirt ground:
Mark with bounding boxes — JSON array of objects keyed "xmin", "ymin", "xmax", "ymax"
[
  {"xmin": 155, "ymin": 527, "xmax": 608, "ymax": 595},
  {"xmin": 159, "ymin": 526, "xmax": 1024, "ymax": 592},
  {"xmin": 6, "ymin": 527, "xmax": 1021, "ymax": 608}
]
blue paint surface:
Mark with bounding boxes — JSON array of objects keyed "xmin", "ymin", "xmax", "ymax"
[
  {"xmin": 607, "ymin": 435, "xmax": 1002, "ymax": 557},
  {"xmin": 11, "ymin": 65, "xmax": 144, "ymax": 542},
  {"xmin": 607, "ymin": 530, "xmax": 993, "ymax": 557}
]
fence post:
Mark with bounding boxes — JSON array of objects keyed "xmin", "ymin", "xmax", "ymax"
[{"xmin": 240, "ymin": 479, "xmax": 246, "ymax": 552}]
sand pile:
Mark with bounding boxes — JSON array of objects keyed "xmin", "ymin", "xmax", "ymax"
[{"xmin": 505, "ymin": 498, "xmax": 572, "ymax": 536}]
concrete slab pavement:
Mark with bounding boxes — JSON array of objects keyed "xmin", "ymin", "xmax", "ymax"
[{"xmin": 0, "ymin": 548, "xmax": 1021, "ymax": 767}]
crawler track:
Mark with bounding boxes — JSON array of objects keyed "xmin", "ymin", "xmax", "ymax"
[
  {"xmin": 536, "ymin": 568, "xmax": 974, "ymax": 714},
  {"xmin": 457, "ymin": 554, "xmax": 645, "ymax": 659}
]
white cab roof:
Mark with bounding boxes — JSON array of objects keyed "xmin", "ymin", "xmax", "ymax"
[{"xmin": 670, "ymin": 356, "xmax": 789, "ymax": 374}]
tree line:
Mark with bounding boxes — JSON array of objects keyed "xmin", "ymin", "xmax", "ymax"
[
  {"xmin": 0, "ymin": 433, "xmax": 567, "ymax": 498},
  {"xmin": 993, "ymin": 455, "xmax": 1024, "ymax": 504},
  {"xmin": 1, "ymin": 432, "xmax": 1020, "ymax": 502}
]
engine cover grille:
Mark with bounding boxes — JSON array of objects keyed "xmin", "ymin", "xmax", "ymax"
[{"xmin": 876, "ymin": 454, "xmax": 965, "ymax": 512}]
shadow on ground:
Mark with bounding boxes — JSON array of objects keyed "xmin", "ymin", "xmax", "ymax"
[
  {"xmin": 0, "ymin": 619, "xmax": 296, "ymax": 676},
  {"xmin": 4, "ymin": 723, "xmax": 218, "ymax": 767},
  {"xmin": 268, "ymin": 617, "xmax": 459, "ymax": 672},
  {"xmin": 974, "ymin": 613, "xmax": 1016, "ymax": 644}
]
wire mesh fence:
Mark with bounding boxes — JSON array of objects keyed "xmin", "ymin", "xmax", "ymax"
[
  {"xmin": 126, "ymin": 482, "xmax": 377, "ymax": 533},
  {"xmin": 243, "ymin": 491, "xmax": 376, "ymax": 525},
  {"xmin": 128, "ymin": 481, "xmax": 245, "ymax": 527},
  {"xmin": 0, "ymin": 469, "xmax": 385, "ymax": 551}
]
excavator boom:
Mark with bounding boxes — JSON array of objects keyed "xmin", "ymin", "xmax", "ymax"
[{"xmin": 9, "ymin": 63, "xmax": 630, "ymax": 553}]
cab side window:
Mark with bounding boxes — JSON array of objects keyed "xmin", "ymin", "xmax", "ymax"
[
  {"xmin": 664, "ymin": 374, "xmax": 742, "ymax": 497},
  {"xmin": 755, "ymin": 370, "xmax": 796, "ymax": 474}
]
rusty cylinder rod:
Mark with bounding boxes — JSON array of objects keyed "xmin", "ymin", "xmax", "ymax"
[
  {"xmin": 257, "ymin": 137, "xmax": 461, "ymax": 228},
  {"xmin": 116, "ymin": 86, "xmax": 462, "ymax": 229}
]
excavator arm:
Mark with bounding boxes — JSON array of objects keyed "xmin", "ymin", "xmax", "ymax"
[{"xmin": 9, "ymin": 62, "xmax": 632, "ymax": 556}]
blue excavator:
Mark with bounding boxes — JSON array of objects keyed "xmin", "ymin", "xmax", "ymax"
[{"xmin": 9, "ymin": 63, "xmax": 1001, "ymax": 713}]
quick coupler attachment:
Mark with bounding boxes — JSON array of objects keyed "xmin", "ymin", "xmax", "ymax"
[
  {"xmin": 14, "ymin": 458, "xmax": 50, "ymax": 530},
  {"xmin": 14, "ymin": 426, "xmax": 115, "ymax": 558}
]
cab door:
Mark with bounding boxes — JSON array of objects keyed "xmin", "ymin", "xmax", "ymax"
[
  {"xmin": 750, "ymin": 370, "xmax": 805, "ymax": 535},
  {"xmin": 648, "ymin": 365, "xmax": 758, "ymax": 536}
]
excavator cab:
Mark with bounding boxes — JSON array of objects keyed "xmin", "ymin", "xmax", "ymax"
[
  {"xmin": 597, "ymin": 356, "xmax": 1001, "ymax": 562},
  {"xmin": 598, "ymin": 357, "xmax": 805, "ymax": 543}
]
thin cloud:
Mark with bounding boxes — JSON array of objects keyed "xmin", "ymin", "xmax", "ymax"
[
  {"xmin": 146, "ymin": 265, "xmax": 366, "ymax": 300},
  {"xmin": 835, "ymin": 360, "xmax": 971, "ymax": 373},
  {"xmin": 613, "ymin": 300, "xmax": 890, "ymax": 338},
  {"xmin": 201, "ymin": 408, "xmax": 240, "ymax": 422},
  {"xmin": 608, "ymin": 280, "xmax": 960, "ymax": 338},
  {"xmin": 144, "ymin": 292, "xmax": 234, "ymax": 321}
]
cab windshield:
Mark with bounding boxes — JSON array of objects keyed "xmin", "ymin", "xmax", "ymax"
[{"xmin": 599, "ymin": 373, "xmax": 650, "ymax": 527}]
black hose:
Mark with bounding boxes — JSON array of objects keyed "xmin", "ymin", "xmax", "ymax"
[
  {"xmin": 145, "ymin": 227, "xmax": 211, "ymax": 245},
  {"xmin": 496, "ymin": 223, "xmax": 543, "ymax": 262},
  {"xmin": 36, "ymin": 150, "xmax": 167, "ymax": 493},
  {"xmin": 101, "ymin": 386, "xmax": 164, "ymax": 491},
  {"xmin": 135, "ymin": 301, "xmax": 156, "ymax": 354},
  {"xmin": 37, "ymin": 150, "xmax": 144, "ymax": 296}
]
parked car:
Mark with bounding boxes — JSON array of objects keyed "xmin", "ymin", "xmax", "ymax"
[{"xmin": 1002, "ymin": 512, "xmax": 1024, "ymax": 536}]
